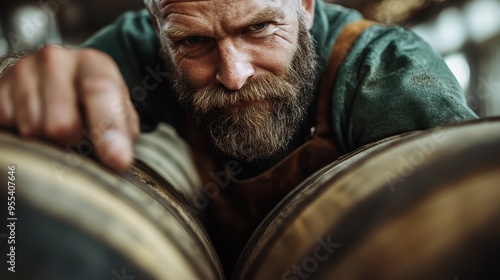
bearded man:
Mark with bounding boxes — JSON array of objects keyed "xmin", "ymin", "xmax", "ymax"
[{"xmin": 0, "ymin": 0, "xmax": 477, "ymax": 275}]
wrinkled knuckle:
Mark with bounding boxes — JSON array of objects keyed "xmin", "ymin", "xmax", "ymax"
[
  {"xmin": 78, "ymin": 48, "xmax": 99, "ymax": 61},
  {"xmin": 79, "ymin": 48, "xmax": 114, "ymax": 65},
  {"xmin": 37, "ymin": 45, "xmax": 65, "ymax": 64},
  {"xmin": 80, "ymin": 49, "xmax": 121, "ymax": 76},
  {"xmin": 80, "ymin": 76, "xmax": 117, "ymax": 97},
  {"xmin": 39, "ymin": 44, "xmax": 64, "ymax": 52}
]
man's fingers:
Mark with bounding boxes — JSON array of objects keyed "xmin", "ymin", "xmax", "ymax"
[
  {"xmin": 0, "ymin": 47, "xmax": 138, "ymax": 171},
  {"xmin": 77, "ymin": 50, "xmax": 134, "ymax": 170},
  {"xmin": 11, "ymin": 56, "xmax": 43, "ymax": 137},
  {"xmin": 38, "ymin": 46, "xmax": 83, "ymax": 145},
  {"xmin": 81, "ymin": 79, "xmax": 133, "ymax": 171}
]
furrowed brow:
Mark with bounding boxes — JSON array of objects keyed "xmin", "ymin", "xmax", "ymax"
[
  {"xmin": 163, "ymin": 6, "xmax": 286, "ymax": 40},
  {"xmin": 159, "ymin": 0, "xmax": 210, "ymax": 19},
  {"xmin": 165, "ymin": 26, "xmax": 192, "ymax": 40},
  {"xmin": 240, "ymin": 7, "xmax": 286, "ymax": 28}
]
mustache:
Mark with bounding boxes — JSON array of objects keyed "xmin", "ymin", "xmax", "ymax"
[{"xmin": 191, "ymin": 74, "xmax": 299, "ymax": 113}]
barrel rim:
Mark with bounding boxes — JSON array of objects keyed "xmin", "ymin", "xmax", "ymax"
[
  {"xmin": 0, "ymin": 130, "xmax": 224, "ymax": 280},
  {"xmin": 128, "ymin": 159, "xmax": 225, "ymax": 279},
  {"xmin": 233, "ymin": 116, "xmax": 500, "ymax": 279}
]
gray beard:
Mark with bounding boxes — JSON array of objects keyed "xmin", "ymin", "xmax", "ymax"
[{"xmin": 161, "ymin": 21, "xmax": 318, "ymax": 162}]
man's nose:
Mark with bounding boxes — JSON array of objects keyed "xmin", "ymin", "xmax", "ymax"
[{"xmin": 216, "ymin": 40, "xmax": 255, "ymax": 90}]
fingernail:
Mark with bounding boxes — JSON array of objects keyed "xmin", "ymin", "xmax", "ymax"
[{"xmin": 103, "ymin": 130, "xmax": 132, "ymax": 170}]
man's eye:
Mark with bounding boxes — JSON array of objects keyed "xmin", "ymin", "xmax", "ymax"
[
  {"xmin": 184, "ymin": 36, "xmax": 204, "ymax": 45},
  {"xmin": 248, "ymin": 22, "xmax": 269, "ymax": 32}
]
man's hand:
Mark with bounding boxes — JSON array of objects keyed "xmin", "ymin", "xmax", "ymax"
[{"xmin": 0, "ymin": 45, "xmax": 140, "ymax": 171}]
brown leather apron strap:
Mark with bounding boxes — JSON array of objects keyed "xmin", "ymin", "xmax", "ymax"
[
  {"xmin": 316, "ymin": 19, "xmax": 377, "ymax": 135},
  {"xmin": 188, "ymin": 20, "xmax": 378, "ymax": 275}
]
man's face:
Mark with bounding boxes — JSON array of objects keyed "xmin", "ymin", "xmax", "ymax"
[{"xmin": 153, "ymin": 0, "xmax": 318, "ymax": 161}]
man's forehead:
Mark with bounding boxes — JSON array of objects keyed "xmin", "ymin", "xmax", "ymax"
[
  {"xmin": 156, "ymin": 0, "xmax": 289, "ymax": 12},
  {"xmin": 158, "ymin": 0, "xmax": 209, "ymax": 5},
  {"xmin": 156, "ymin": 0, "xmax": 294, "ymax": 32}
]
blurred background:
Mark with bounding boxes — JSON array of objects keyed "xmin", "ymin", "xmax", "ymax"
[{"xmin": 0, "ymin": 0, "xmax": 499, "ymax": 117}]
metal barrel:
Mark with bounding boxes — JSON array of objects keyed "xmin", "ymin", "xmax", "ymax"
[
  {"xmin": 234, "ymin": 117, "xmax": 500, "ymax": 280},
  {"xmin": 0, "ymin": 124, "xmax": 223, "ymax": 280}
]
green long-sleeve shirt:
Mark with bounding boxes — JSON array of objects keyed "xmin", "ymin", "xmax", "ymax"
[{"xmin": 81, "ymin": 0, "xmax": 477, "ymax": 155}]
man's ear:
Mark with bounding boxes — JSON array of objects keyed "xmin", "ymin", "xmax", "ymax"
[{"xmin": 301, "ymin": 0, "xmax": 315, "ymax": 30}]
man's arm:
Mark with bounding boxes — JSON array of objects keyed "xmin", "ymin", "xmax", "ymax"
[{"xmin": 331, "ymin": 25, "xmax": 478, "ymax": 153}]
